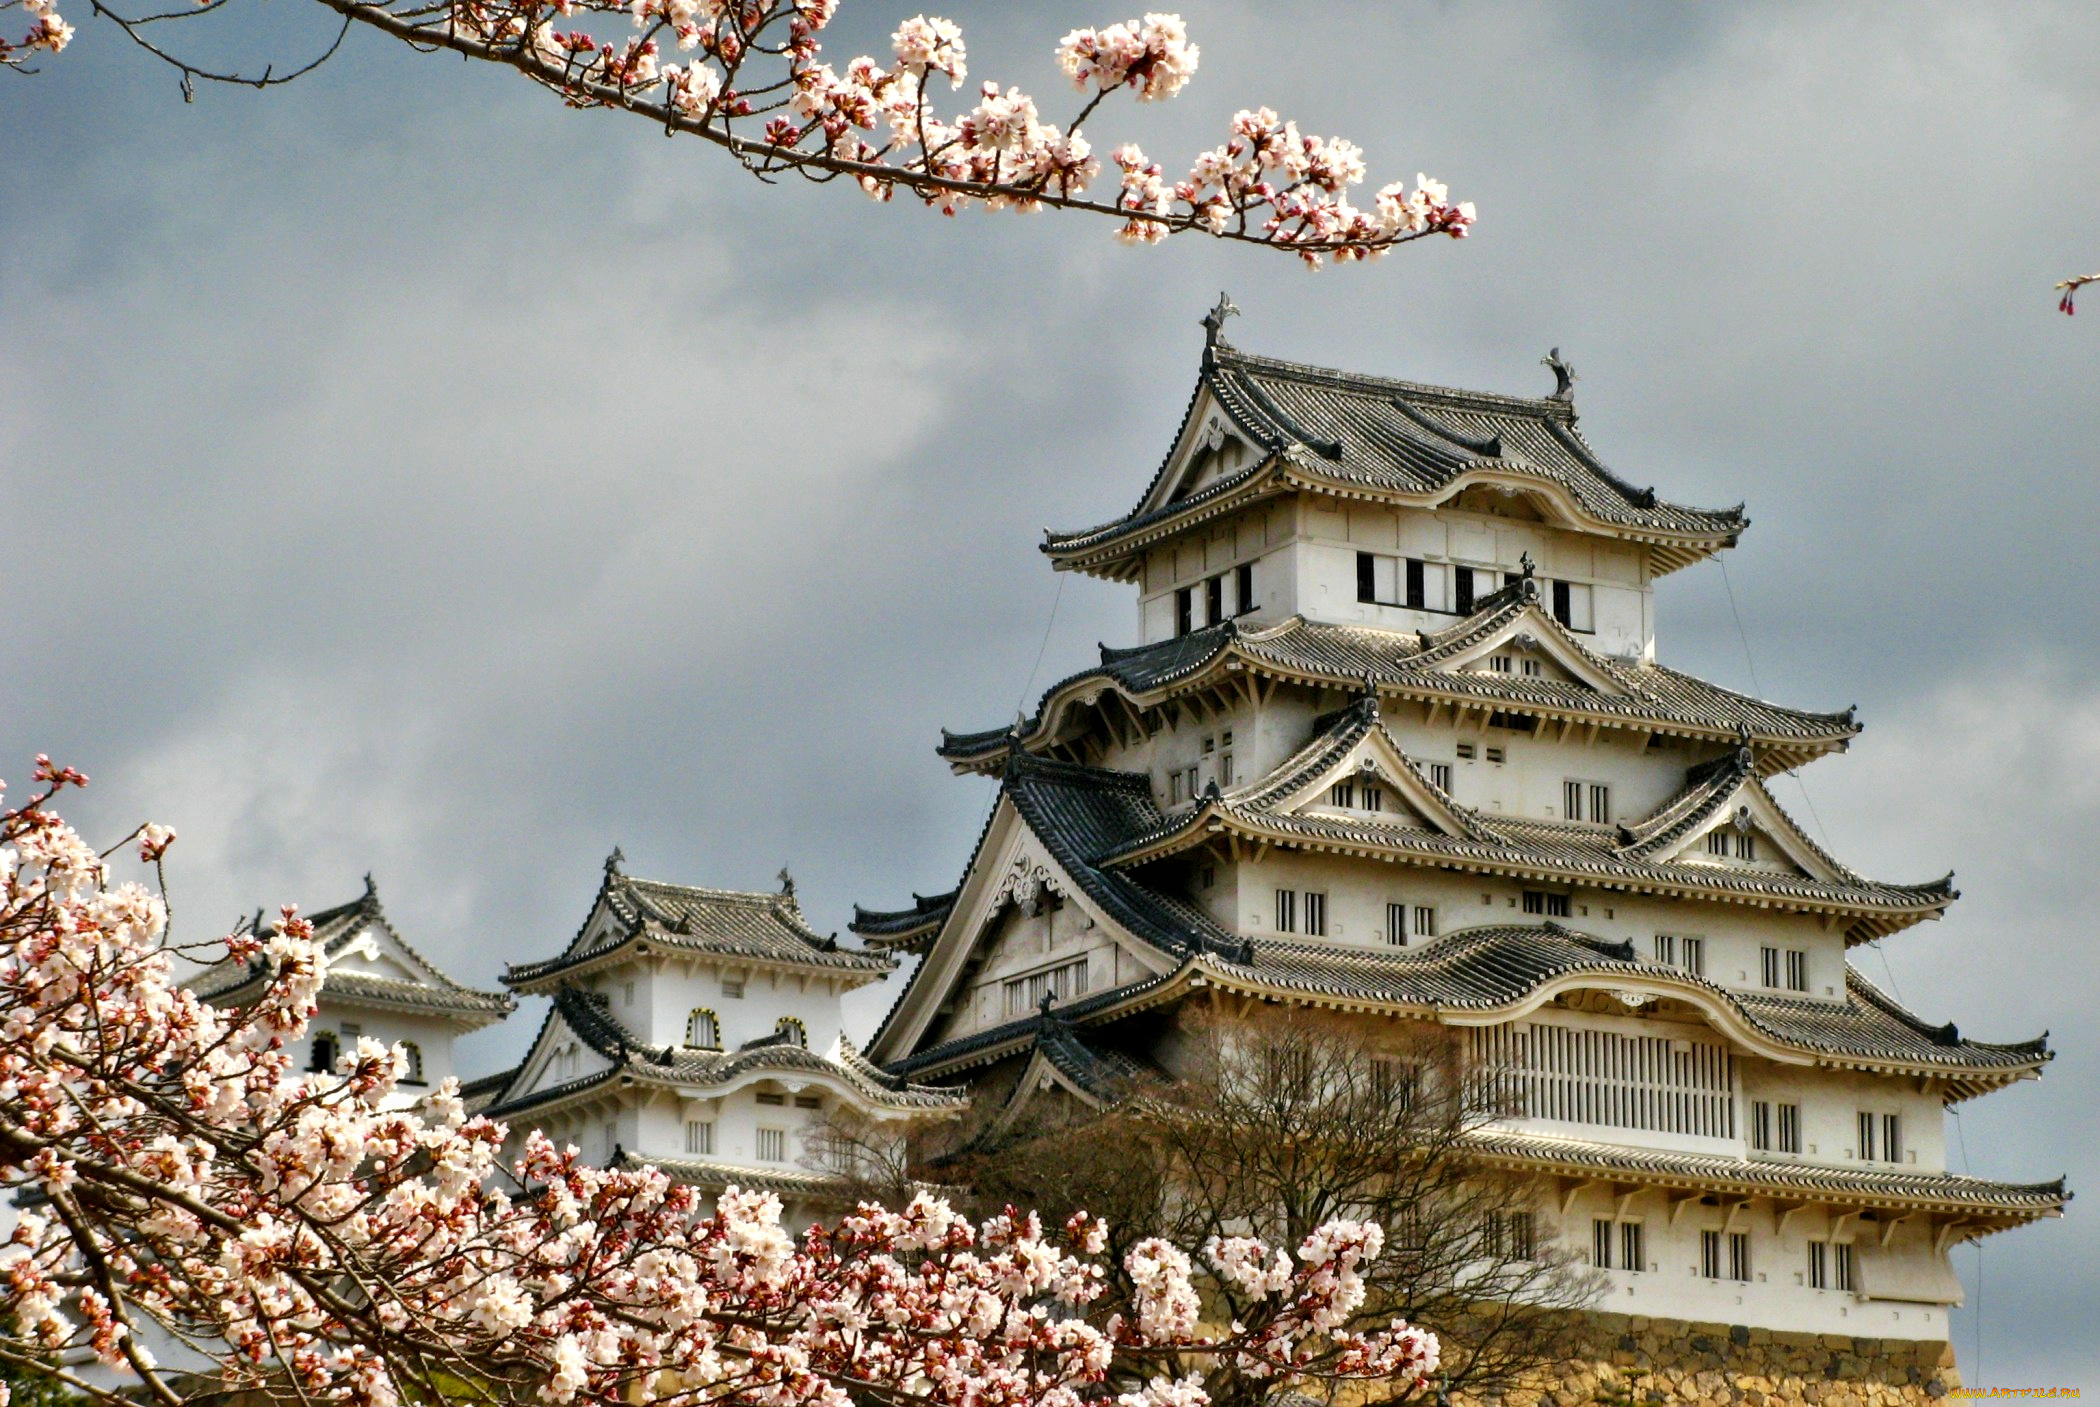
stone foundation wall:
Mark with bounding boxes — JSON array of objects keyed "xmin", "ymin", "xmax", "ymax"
[{"xmin": 1464, "ymin": 1310, "xmax": 1960, "ymax": 1407}]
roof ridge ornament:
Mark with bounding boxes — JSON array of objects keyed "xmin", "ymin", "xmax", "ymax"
[
  {"xmin": 1201, "ymin": 292, "xmax": 1239, "ymax": 353},
  {"xmin": 604, "ymin": 846, "xmax": 625, "ymax": 877},
  {"xmin": 1542, "ymin": 347, "xmax": 1578, "ymax": 404},
  {"xmin": 777, "ymin": 867, "xmax": 796, "ymax": 901}
]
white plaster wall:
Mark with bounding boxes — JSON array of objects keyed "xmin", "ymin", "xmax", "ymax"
[
  {"xmin": 1126, "ymin": 500, "xmax": 1660, "ymax": 656},
  {"xmin": 592, "ymin": 956, "xmax": 848, "ymax": 1055},
  {"xmin": 1223, "ymin": 849, "xmax": 1851, "ymax": 1005},
  {"xmin": 297, "ymin": 1002, "xmax": 473, "ymax": 1104},
  {"xmin": 1552, "ymin": 1183, "xmax": 1954, "ymax": 1339}
]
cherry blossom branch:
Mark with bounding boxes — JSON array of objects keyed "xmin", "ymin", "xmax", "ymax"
[
  {"xmin": 2057, "ymin": 272, "xmax": 2098, "ymax": 316},
  {"xmin": 0, "ymin": 758, "xmax": 1440, "ymax": 1406},
  {"xmin": 7, "ymin": 0, "xmax": 1474, "ymax": 266}
]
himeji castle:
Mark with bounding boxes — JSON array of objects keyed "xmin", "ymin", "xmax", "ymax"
[
  {"xmin": 477, "ymin": 854, "xmax": 965, "ymax": 1224},
  {"xmin": 855, "ymin": 302, "xmax": 2068, "ymax": 1367}
]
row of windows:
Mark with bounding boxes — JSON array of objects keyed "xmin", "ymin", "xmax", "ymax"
[
  {"xmin": 1652, "ymin": 933, "xmax": 1707, "ymax": 975},
  {"xmin": 683, "ymin": 1100, "xmax": 820, "ymax": 1160},
  {"xmin": 1166, "ymin": 730, "xmax": 1236, "ymax": 803},
  {"xmin": 309, "ymin": 1029, "xmax": 425, "ymax": 1085},
  {"xmin": 1172, "ymin": 562, "xmax": 1257, "ymax": 636},
  {"xmin": 1355, "ymin": 552, "xmax": 1597, "ymax": 631},
  {"xmin": 1590, "ymin": 1223, "xmax": 1855, "ymax": 1291},
  {"xmin": 1749, "ymin": 1098, "xmax": 1803, "ymax": 1154},
  {"xmin": 1562, "ymin": 780, "xmax": 1613, "ymax": 824},
  {"xmin": 1760, "ymin": 945, "xmax": 1810, "ymax": 992},
  {"xmin": 1004, "ymin": 957, "xmax": 1089, "ymax": 1016},
  {"xmin": 1708, "ymin": 829, "xmax": 1759, "ymax": 861},
  {"xmin": 682, "ymin": 1010, "xmax": 806, "ymax": 1050}
]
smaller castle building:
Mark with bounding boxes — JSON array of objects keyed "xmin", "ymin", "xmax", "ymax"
[
  {"xmin": 196, "ymin": 878, "xmax": 513, "ymax": 1107},
  {"xmin": 479, "ymin": 854, "xmax": 964, "ymax": 1222}
]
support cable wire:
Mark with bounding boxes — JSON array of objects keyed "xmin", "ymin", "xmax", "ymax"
[
  {"xmin": 1017, "ymin": 572, "xmax": 1068, "ymax": 721},
  {"xmin": 1720, "ymin": 560, "xmax": 1983, "ymax": 1383}
]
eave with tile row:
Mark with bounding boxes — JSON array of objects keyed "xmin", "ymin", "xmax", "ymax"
[
  {"xmin": 1042, "ymin": 340, "xmax": 1746, "ymax": 582},
  {"xmin": 1097, "ymin": 694, "xmax": 1952, "ymax": 945},
  {"xmin": 978, "ymin": 1016, "xmax": 2064, "ymax": 1236},
  {"xmin": 864, "ymin": 754, "xmax": 2044, "ymax": 1101},
  {"xmin": 505, "ymin": 866, "xmax": 895, "ymax": 995},
  {"xmin": 479, "ymin": 986, "xmax": 965, "ymax": 1127},
  {"xmin": 938, "ymin": 591, "xmax": 1860, "ymax": 781}
]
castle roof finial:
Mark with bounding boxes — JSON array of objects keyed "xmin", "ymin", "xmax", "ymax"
[
  {"xmin": 604, "ymin": 846, "xmax": 625, "ymax": 877},
  {"xmin": 1542, "ymin": 347, "xmax": 1578, "ymax": 403},
  {"xmin": 1202, "ymin": 292, "xmax": 1240, "ymax": 348},
  {"xmin": 777, "ymin": 866, "xmax": 796, "ymax": 900}
]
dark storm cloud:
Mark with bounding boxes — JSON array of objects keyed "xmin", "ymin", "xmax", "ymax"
[{"xmin": 3, "ymin": 0, "xmax": 2094, "ymax": 1379}]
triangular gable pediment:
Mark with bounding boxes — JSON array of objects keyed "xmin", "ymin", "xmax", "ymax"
[
  {"xmin": 1262, "ymin": 718, "xmax": 1468, "ymax": 837},
  {"xmin": 1430, "ymin": 604, "xmax": 1629, "ymax": 696},
  {"xmin": 328, "ymin": 919, "xmax": 437, "ymax": 987},
  {"xmin": 867, "ymin": 799, "xmax": 1179, "ymax": 1065},
  {"xmin": 1662, "ymin": 780, "xmax": 1838, "ymax": 882},
  {"xmin": 1139, "ymin": 383, "xmax": 1271, "ymax": 517},
  {"xmin": 505, "ymin": 1002, "xmax": 620, "ymax": 1107}
]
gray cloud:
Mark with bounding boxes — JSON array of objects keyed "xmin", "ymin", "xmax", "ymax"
[{"xmin": 4, "ymin": 0, "xmax": 2096, "ymax": 1380}]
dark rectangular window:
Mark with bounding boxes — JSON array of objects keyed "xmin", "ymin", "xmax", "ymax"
[
  {"xmin": 1701, "ymin": 1229, "xmax": 1723, "ymax": 1280},
  {"xmin": 1386, "ymin": 902, "xmax": 1407, "ymax": 946},
  {"xmin": 1405, "ymin": 557, "xmax": 1426, "ymax": 608},
  {"xmin": 1206, "ymin": 574, "xmax": 1223, "ymax": 626},
  {"xmin": 1508, "ymin": 1210, "xmax": 1536, "ymax": 1261},
  {"xmin": 1750, "ymin": 1100, "xmax": 1773, "ymax": 1151},
  {"xmin": 1413, "ymin": 905, "xmax": 1436, "ymax": 938},
  {"xmin": 1356, "ymin": 552, "xmax": 1377, "ymax": 604},
  {"xmin": 1304, "ymin": 892, "xmax": 1327, "ymax": 937},
  {"xmin": 1564, "ymin": 780, "xmax": 1584, "ymax": 821},
  {"xmin": 1857, "ymin": 1110, "xmax": 1876, "ymax": 1162},
  {"xmin": 1808, "ymin": 1240, "xmax": 1829, "ymax": 1290},
  {"xmin": 1454, "ymin": 566, "xmax": 1476, "ymax": 615},
  {"xmin": 1684, "ymin": 936, "xmax": 1706, "ymax": 975},
  {"xmin": 1429, "ymin": 762, "xmax": 1453, "ymax": 791},
  {"xmin": 1553, "ymin": 579, "xmax": 1573, "ymax": 626},
  {"xmin": 1728, "ymin": 1232, "xmax": 1751, "ymax": 1282},
  {"xmin": 1591, "ymin": 1218, "xmax": 1613, "ymax": 1270},
  {"xmin": 1589, "ymin": 784, "xmax": 1612, "ymax": 824},
  {"xmin": 1235, "ymin": 561, "xmax": 1255, "ymax": 615},
  {"xmin": 1761, "ymin": 946, "xmax": 1782, "ymax": 989},
  {"xmin": 1778, "ymin": 1102, "xmax": 1801, "ymax": 1153},
  {"xmin": 1521, "ymin": 891, "xmax": 1570, "ymax": 918},
  {"xmin": 1883, "ymin": 1113, "xmax": 1902, "ymax": 1164},
  {"xmin": 1275, "ymin": 889, "xmax": 1297, "ymax": 934},
  {"xmin": 1620, "ymin": 1222, "xmax": 1645, "ymax": 1273},
  {"xmin": 1175, "ymin": 587, "xmax": 1193, "ymax": 637},
  {"xmin": 1835, "ymin": 1242, "xmax": 1855, "ymax": 1291},
  {"xmin": 1786, "ymin": 950, "xmax": 1809, "ymax": 992}
]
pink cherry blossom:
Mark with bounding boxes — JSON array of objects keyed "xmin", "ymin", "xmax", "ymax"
[
  {"xmin": 6, "ymin": 1, "xmax": 1470, "ymax": 265},
  {"xmin": 0, "ymin": 758, "xmax": 1439, "ymax": 1405}
]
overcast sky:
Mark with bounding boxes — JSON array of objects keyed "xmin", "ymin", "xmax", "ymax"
[{"xmin": 5, "ymin": 0, "xmax": 2097, "ymax": 1383}]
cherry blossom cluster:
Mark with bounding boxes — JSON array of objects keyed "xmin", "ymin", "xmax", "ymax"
[
  {"xmin": 27, "ymin": 0, "xmax": 1472, "ymax": 264},
  {"xmin": 0, "ymin": 758, "xmax": 1440, "ymax": 1406},
  {"xmin": 0, "ymin": 0, "xmax": 74, "ymax": 67}
]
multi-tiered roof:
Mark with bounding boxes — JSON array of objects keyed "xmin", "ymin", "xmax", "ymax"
[{"xmin": 860, "ymin": 315, "xmax": 2066, "ymax": 1244}]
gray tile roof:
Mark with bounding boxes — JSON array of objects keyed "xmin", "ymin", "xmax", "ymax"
[
  {"xmin": 506, "ymin": 867, "xmax": 894, "ymax": 990},
  {"xmin": 1466, "ymin": 1129, "xmax": 2067, "ymax": 1220},
  {"xmin": 1097, "ymin": 703, "xmax": 1950, "ymax": 939},
  {"xmin": 940, "ymin": 601, "xmax": 1858, "ymax": 774},
  {"xmin": 886, "ymin": 924, "xmax": 2047, "ymax": 1097},
  {"xmin": 191, "ymin": 879, "xmax": 513, "ymax": 1020},
  {"xmin": 482, "ymin": 987, "xmax": 965, "ymax": 1121},
  {"xmin": 1044, "ymin": 341, "xmax": 1745, "ymax": 576},
  {"xmin": 849, "ymin": 889, "xmax": 958, "ymax": 950}
]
